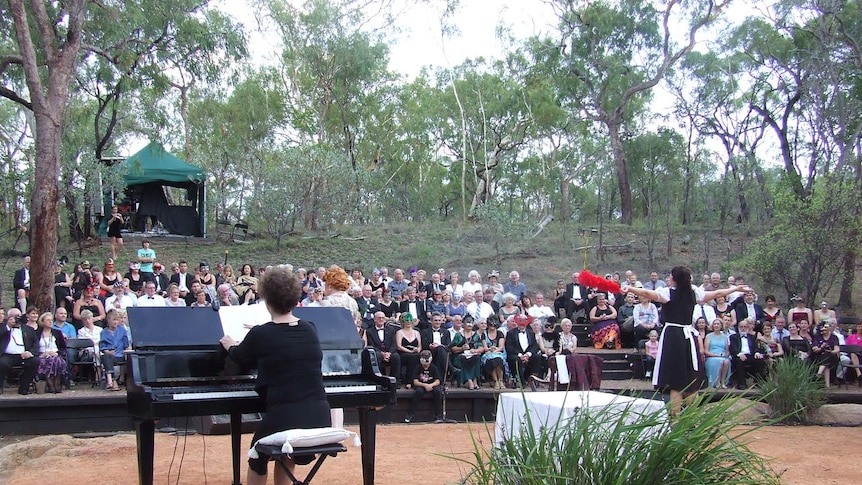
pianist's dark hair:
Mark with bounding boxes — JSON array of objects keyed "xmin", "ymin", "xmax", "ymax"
[{"xmin": 259, "ymin": 266, "xmax": 301, "ymax": 315}]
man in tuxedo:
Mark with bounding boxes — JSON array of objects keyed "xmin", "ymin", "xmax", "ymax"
[
  {"xmin": 151, "ymin": 263, "xmax": 170, "ymax": 296},
  {"xmin": 355, "ymin": 284, "xmax": 379, "ymax": 329},
  {"xmin": 169, "ymin": 260, "xmax": 196, "ymax": 298},
  {"xmin": 728, "ymin": 318, "xmax": 768, "ymax": 390},
  {"xmin": 421, "ymin": 312, "xmax": 452, "ymax": 378},
  {"xmin": 564, "ymin": 272, "xmax": 590, "ymax": 322},
  {"xmin": 399, "ymin": 286, "xmax": 429, "ymax": 330},
  {"xmin": 0, "ymin": 308, "xmax": 39, "ymax": 395},
  {"xmin": 424, "ymin": 272, "xmax": 446, "ymax": 296},
  {"xmin": 365, "ymin": 312, "xmax": 400, "ymax": 378},
  {"xmin": 13, "ymin": 255, "xmax": 30, "ymax": 313},
  {"xmin": 732, "ymin": 291, "xmax": 765, "ymax": 333},
  {"xmin": 504, "ymin": 314, "xmax": 542, "ymax": 386}
]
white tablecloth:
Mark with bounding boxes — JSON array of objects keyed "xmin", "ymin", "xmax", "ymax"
[{"xmin": 494, "ymin": 391, "xmax": 666, "ymax": 445}]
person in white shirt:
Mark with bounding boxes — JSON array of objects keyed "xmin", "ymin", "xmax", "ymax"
[
  {"xmin": 466, "ymin": 290, "xmax": 496, "ymax": 323},
  {"xmin": 461, "ymin": 270, "xmax": 483, "ymax": 296},
  {"xmin": 137, "ymin": 282, "xmax": 166, "ymax": 307},
  {"xmin": 527, "ymin": 292, "xmax": 556, "ymax": 325},
  {"xmin": 105, "ymin": 281, "xmax": 135, "ymax": 310}
]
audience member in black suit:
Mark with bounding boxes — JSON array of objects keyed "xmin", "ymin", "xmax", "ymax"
[
  {"xmin": 151, "ymin": 263, "xmax": 171, "ymax": 296},
  {"xmin": 421, "ymin": 312, "xmax": 452, "ymax": 378},
  {"xmin": 0, "ymin": 308, "xmax": 39, "ymax": 395},
  {"xmin": 400, "ymin": 286, "xmax": 429, "ymax": 330},
  {"xmin": 732, "ymin": 291, "xmax": 766, "ymax": 333},
  {"xmin": 184, "ymin": 281, "xmax": 212, "ymax": 307},
  {"xmin": 169, "ymin": 260, "xmax": 196, "ymax": 298},
  {"xmin": 424, "ymin": 273, "xmax": 446, "ymax": 296},
  {"xmin": 13, "ymin": 255, "xmax": 30, "ymax": 313},
  {"xmin": 504, "ymin": 314, "xmax": 542, "ymax": 386},
  {"xmin": 728, "ymin": 318, "xmax": 768, "ymax": 390},
  {"xmin": 564, "ymin": 272, "xmax": 590, "ymax": 322},
  {"xmin": 481, "ymin": 289, "xmax": 501, "ymax": 314},
  {"xmin": 365, "ymin": 312, "xmax": 400, "ymax": 378},
  {"xmin": 355, "ymin": 285, "xmax": 379, "ymax": 329}
]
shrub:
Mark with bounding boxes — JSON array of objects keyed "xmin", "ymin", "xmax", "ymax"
[
  {"xmin": 757, "ymin": 357, "xmax": 826, "ymax": 423},
  {"xmin": 455, "ymin": 393, "xmax": 778, "ymax": 485}
]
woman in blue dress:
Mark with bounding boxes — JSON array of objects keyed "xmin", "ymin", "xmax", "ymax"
[{"xmin": 703, "ymin": 318, "xmax": 730, "ymax": 388}]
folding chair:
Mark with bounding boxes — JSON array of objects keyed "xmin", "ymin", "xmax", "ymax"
[
  {"xmin": 66, "ymin": 338, "xmax": 101, "ymax": 387},
  {"xmin": 254, "ymin": 443, "xmax": 347, "ymax": 485},
  {"xmin": 840, "ymin": 344, "xmax": 862, "ymax": 388}
]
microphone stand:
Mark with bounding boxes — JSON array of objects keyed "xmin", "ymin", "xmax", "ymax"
[{"xmin": 435, "ymin": 351, "xmax": 459, "ymax": 424}]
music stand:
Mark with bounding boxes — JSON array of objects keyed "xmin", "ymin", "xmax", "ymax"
[{"xmin": 435, "ymin": 352, "xmax": 458, "ymax": 424}]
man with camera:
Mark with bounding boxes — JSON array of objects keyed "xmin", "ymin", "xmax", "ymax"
[{"xmin": 0, "ymin": 308, "xmax": 39, "ymax": 395}]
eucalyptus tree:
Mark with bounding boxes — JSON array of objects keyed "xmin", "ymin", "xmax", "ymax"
[
  {"xmin": 538, "ymin": 0, "xmax": 728, "ymax": 225},
  {"xmin": 262, "ymin": 0, "xmax": 400, "ymax": 226},
  {"xmin": 414, "ymin": 59, "xmax": 534, "ymax": 219},
  {"xmin": 0, "ymin": 0, "xmax": 245, "ymax": 310},
  {"xmin": 730, "ymin": 0, "xmax": 862, "ymax": 307},
  {"xmin": 188, "ymin": 70, "xmax": 287, "ymax": 224},
  {"xmin": 669, "ymin": 49, "xmax": 772, "ymax": 227}
]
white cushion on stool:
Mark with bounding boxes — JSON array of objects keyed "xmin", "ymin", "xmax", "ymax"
[{"xmin": 248, "ymin": 427, "xmax": 361, "ymax": 459}]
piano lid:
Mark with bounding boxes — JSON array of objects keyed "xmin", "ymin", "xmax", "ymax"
[
  {"xmin": 127, "ymin": 306, "xmax": 364, "ymax": 352},
  {"xmin": 294, "ymin": 307, "xmax": 364, "ymax": 351},
  {"xmin": 128, "ymin": 307, "xmax": 223, "ymax": 350}
]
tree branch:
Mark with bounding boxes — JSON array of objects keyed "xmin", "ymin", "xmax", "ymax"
[{"xmin": 0, "ymin": 86, "xmax": 32, "ymax": 109}]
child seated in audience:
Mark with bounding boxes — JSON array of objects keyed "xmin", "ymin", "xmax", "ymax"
[{"xmin": 644, "ymin": 330, "xmax": 658, "ymax": 378}]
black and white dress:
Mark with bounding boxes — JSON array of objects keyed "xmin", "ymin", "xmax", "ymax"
[{"xmin": 653, "ymin": 285, "xmax": 706, "ymax": 391}]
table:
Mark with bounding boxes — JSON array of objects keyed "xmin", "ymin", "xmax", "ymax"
[{"xmin": 494, "ymin": 391, "xmax": 666, "ymax": 445}]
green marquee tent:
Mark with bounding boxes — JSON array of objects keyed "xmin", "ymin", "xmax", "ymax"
[{"xmin": 119, "ymin": 141, "xmax": 207, "ymax": 237}]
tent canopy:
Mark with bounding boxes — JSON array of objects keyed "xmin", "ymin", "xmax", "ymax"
[
  {"xmin": 124, "ymin": 141, "xmax": 205, "ymax": 186},
  {"xmin": 119, "ymin": 142, "xmax": 207, "ymax": 237}
]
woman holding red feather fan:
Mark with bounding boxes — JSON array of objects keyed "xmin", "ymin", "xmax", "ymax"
[{"xmin": 623, "ymin": 266, "xmax": 751, "ymax": 416}]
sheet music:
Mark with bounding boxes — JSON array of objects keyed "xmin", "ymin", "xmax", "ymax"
[{"xmin": 219, "ymin": 304, "xmax": 273, "ymax": 342}]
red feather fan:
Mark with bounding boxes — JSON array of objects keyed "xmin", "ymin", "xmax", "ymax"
[{"xmin": 579, "ymin": 270, "xmax": 622, "ymax": 294}]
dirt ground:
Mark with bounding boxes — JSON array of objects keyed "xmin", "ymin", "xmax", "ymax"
[{"xmin": 0, "ymin": 422, "xmax": 858, "ymax": 485}]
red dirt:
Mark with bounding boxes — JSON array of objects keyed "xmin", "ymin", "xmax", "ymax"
[{"xmin": 2, "ymin": 422, "xmax": 857, "ymax": 484}]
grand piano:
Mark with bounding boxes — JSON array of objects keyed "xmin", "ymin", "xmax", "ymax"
[{"xmin": 126, "ymin": 306, "xmax": 396, "ymax": 485}]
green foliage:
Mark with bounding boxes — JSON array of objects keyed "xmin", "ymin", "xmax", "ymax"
[
  {"xmin": 456, "ymin": 392, "xmax": 778, "ymax": 485},
  {"xmin": 740, "ymin": 175, "xmax": 860, "ymax": 303},
  {"xmin": 757, "ymin": 357, "xmax": 826, "ymax": 423},
  {"xmin": 472, "ymin": 201, "xmax": 530, "ymax": 264}
]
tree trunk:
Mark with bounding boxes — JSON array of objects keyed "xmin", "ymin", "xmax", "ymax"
[
  {"xmin": 837, "ymin": 245, "xmax": 855, "ymax": 309},
  {"xmin": 560, "ymin": 177, "xmax": 570, "ymax": 222},
  {"xmin": 608, "ymin": 121, "xmax": 632, "ymax": 225},
  {"xmin": 8, "ymin": 0, "xmax": 86, "ymax": 311},
  {"xmin": 30, "ymin": 113, "xmax": 63, "ymax": 311}
]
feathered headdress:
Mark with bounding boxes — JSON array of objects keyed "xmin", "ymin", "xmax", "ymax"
[{"xmin": 579, "ymin": 270, "xmax": 621, "ymax": 294}]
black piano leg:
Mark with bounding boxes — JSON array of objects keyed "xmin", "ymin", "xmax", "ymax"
[
  {"xmin": 136, "ymin": 419, "xmax": 155, "ymax": 485},
  {"xmin": 231, "ymin": 411, "xmax": 243, "ymax": 485},
  {"xmin": 358, "ymin": 408, "xmax": 378, "ymax": 485}
]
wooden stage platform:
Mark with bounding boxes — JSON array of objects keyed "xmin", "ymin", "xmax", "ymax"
[{"xmin": 3, "ymin": 347, "xmax": 861, "ymax": 435}]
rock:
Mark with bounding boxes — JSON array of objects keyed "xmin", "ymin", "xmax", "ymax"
[
  {"xmin": 809, "ymin": 403, "xmax": 862, "ymax": 426},
  {"xmin": 0, "ymin": 435, "xmax": 74, "ymax": 473},
  {"xmin": 705, "ymin": 398, "xmax": 770, "ymax": 425}
]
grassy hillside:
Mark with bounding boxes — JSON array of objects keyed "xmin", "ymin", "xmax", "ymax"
[{"xmin": 1, "ymin": 220, "xmax": 858, "ymax": 315}]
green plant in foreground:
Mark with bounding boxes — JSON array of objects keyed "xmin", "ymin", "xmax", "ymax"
[
  {"xmin": 757, "ymin": 357, "xmax": 826, "ymax": 423},
  {"xmin": 453, "ymin": 393, "xmax": 779, "ymax": 485}
]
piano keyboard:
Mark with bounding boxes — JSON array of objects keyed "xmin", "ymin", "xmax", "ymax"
[
  {"xmin": 173, "ymin": 390, "xmax": 258, "ymax": 400},
  {"xmin": 171, "ymin": 384, "xmax": 380, "ymax": 401},
  {"xmin": 325, "ymin": 384, "xmax": 378, "ymax": 394}
]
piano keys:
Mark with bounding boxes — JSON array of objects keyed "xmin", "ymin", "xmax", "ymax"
[{"xmin": 126, "ymin": 306, "xmax": 396, "ymax": 485}]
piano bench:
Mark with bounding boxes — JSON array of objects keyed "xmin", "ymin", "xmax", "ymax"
[{"xmin": 255, "ymin": 442, "xmax": 347, "ymax": 485}]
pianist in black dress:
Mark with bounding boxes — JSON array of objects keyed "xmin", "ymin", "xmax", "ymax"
[{"xmin": 219, "ymin": 267, "xmax": 331, "ymax": 485}]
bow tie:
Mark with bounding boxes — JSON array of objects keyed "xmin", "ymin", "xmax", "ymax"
[{"xmin": 148, "ymin": 296, "xmax": 154, "ymax": 299}]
